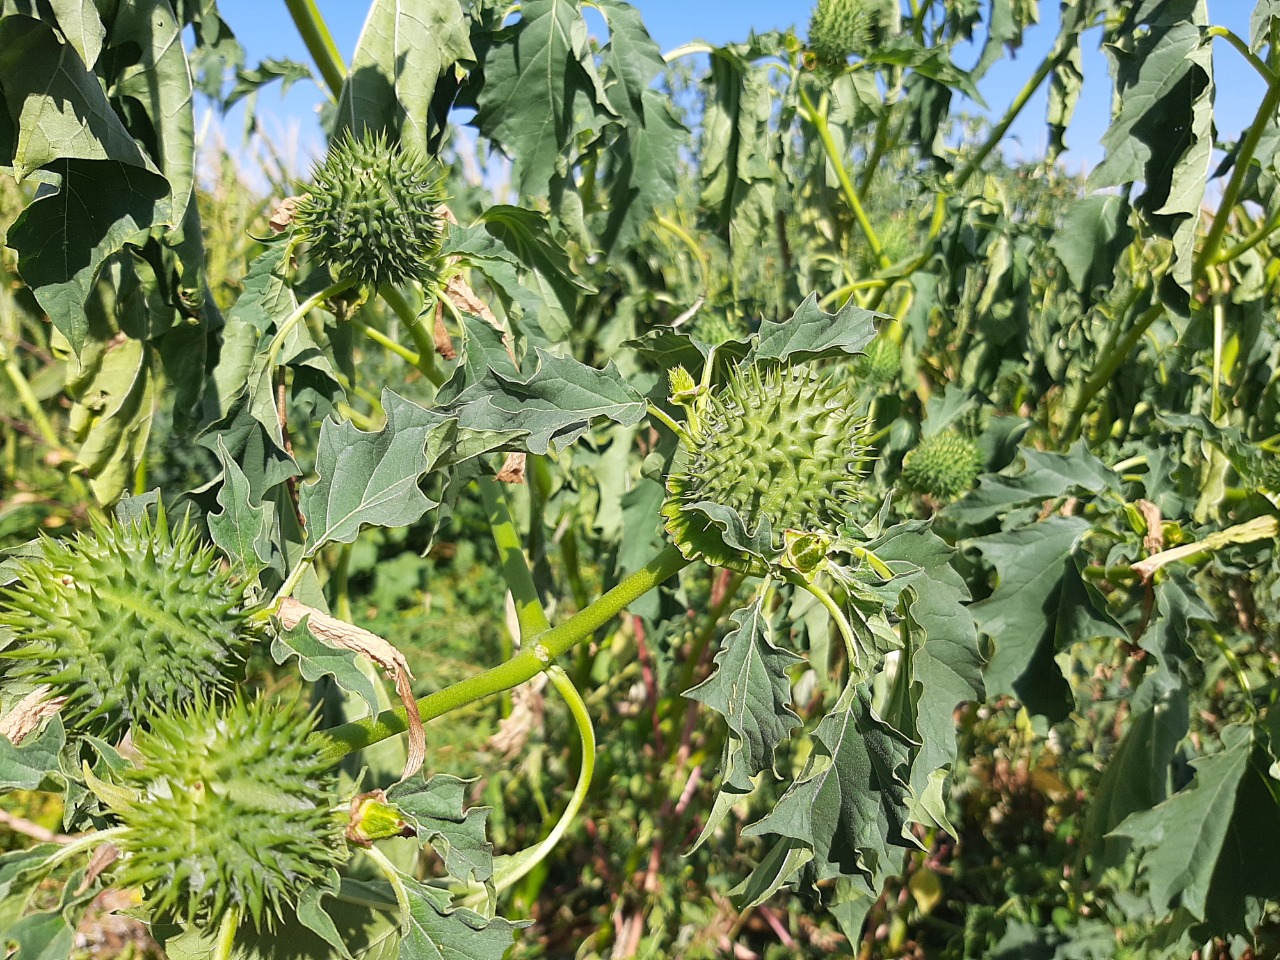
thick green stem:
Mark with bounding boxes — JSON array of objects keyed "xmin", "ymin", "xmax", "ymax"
[
  {"xmin": 351, "ymin": 316, "xmax": 420, "ymax": 368},
  {"xmin": 479, "ymin": 475, "xmax": 551, "ymax": 639},
  {"xmin": 264, "ymin": 279, "xmax": 356, "ymax": 373},
  {"xmin": 1206, "ymin": 26, "xmax": 1277, "ymax": 85},
  {"xmin": 380, "ymin": 285, "xmax": 445, "ymax": 387},
  {"xmin": 1215, "ymin": 205, "xmax": 1280, "ymax": 264},
  {"xmin": 798, "ymin": 86, "xmax": 888, "ymax": 269},
  {"xmin": 284, "ymin": 0, "xmax": 347, "ymax": 99},
  {"xmin": 213, "ymin": 908, "xmax": 240, "ymax": 960},
  {"xmin": 311, "ymin": 546, "xmax": 690, "ymax": 765},
  {"xmin": 1195, "ymin": 65, "xmax": 1280, "ymax": 279}
]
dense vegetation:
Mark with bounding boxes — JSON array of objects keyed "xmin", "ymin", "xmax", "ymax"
[{"xmin": 1, "ymin": 0, "xmax": 1279, "ymax": 957}]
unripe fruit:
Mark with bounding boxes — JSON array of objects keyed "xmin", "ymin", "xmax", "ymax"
[
  {"xmin": 806, "ymin": 0, "xmax": 884, "ymax": 66},
  {"xmin": 0, "ymin": 510, "xmax": 254, "ymax": 740},
  {"xmin": 901, "ymin": 431, "xmax": 983, "ymax": 501},
  {"xmin": 293, "ymin": 130, "xmax": 447, "ymax": 290},
  {"xmin": 858, "ymin": 334, "xmax": 900, "ymax": 385},
  {"xmin": 112, "ymin": 695, "xmax": 345, "ymax": 931},
  {"xmin": 662, "ymin": 363, "xmax": 870, "ymax": 567}
]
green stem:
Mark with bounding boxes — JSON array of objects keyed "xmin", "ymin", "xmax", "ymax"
[
  {"xmin": 479, "ymin": 475, "xmax": 551, "ymax": 639},
  {"xmin": 792, "ymin": 575, "xmax": 862, "ymax": 673},
  {"xmin": 646, "ymin": 401, "xmax": 694, "ymax": 445},
  {"xmin": 351, "ymin": 317, "xmax": 420, "ymax": 368},
  {"xmin": 1062, "ymin": 301, "xmax": 1164, "ymax": 444},
  {"xmin": 43, "ymin": 826, "xmax": 128, "ymax": 872},
  {"xmin": 954, "ymin": 43, "xmax": 1070, "ymax": 190},
  {"xmin": 663, "ymin": 41, "xmax": 715, "ymax": 63},
  {"xmin": 264, "ymin": 280, "xmax": 355, "ymax": 373},
  {"xmin": 493, "ymin": 665, "xmax": 595, "ymax": 892},
  {"xmin": 284, "ymin": 0, "xmax": 347, "ymax": 99},
  {"xmin": 1206, "ymin": 26, "xmax": 1278, "ymax": 85},
  {"xmin": 655, "ymin": 215, "xmax": 710, "ymax": 307},
  {"xmin": 1194, "ymin": 63, "xmax": 1280, "ymax": 280},
  {"xmin": 1210, "ymin": 632, "xmax": 1256, "ymax": 716},
  {"xmin": 379, "ymin": 285, "xmax": 445, "ymax": 387},
  {"xmin": 798, "ymin": 86, "xmax": 888, "ymax": 269},
  {"xmin": 1215, "ymin": 205, "xmax": 1280, "ymax": 264},
  {"xmin": 363, "ymin": 844, "xmax": 412, "ymax": 927},
  {"xmin": 271, "ymin": 556, "xmax": 313, "ymax": 609},
  {"xmin": 311, "ymin": 546, "xmax": 690, "ymax": 765},
  {"xmin": 213, "ymin": 908, "xmax": 240, "ymax": 960}
]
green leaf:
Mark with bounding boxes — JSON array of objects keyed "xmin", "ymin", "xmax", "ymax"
[
  {"xmin": 864, "ymin": 521, "xmax": 984, "ymax": 795},
  {"xmin": 0, "ymin": 16, "xmax": 155, "ymax": 177},
  {"xmin": 1111, "ymin": 725, "xmax": 1255, "ymax": 922},
  {"xmin": 744, "ymin": 685, "xmax": 916, "ymax": 883},
  {"xmin": 1251, "ymin": 1, "xmax": 1280, "ymax": 52},
  {"xmin": 33, "ymin": 0, "xmax": 105, "ymax": 67},
  {"xmin": 473, "ymin": 0, "xmax": 616, "ymax": 197},
  {"xmin": 225, "ymin": 58, "xmax": 313, "ymax": 109},
  {"xmin": 685, "ymin": 596, "xmax": 802, "ymax": 781},
  {"xmin": 1050, "ymin": 195, "xmax": 1135, "ymax": 297},
  {"xmin": 6, "ymin": 159, "xmax": 167, "ymax": 355},
  {"xmin": 209, "ymin": 436, "xmax": 276, "ymax": 578},
  {"xmin": 945, "ymin": 442, "xmax": 1119, "ymax": 526},
  {"xmin": 754, "ymin": 293, "xmax": 881, "ymax": 364},
  {"xmin": 335, "ymin": 0, "xmax": 473, "ymax": 145},
  {"xmin": 398, "ymin": 875, "xmax": 525, "ymax": 960},
  {"xmin": 0, "ymin": 715, "xmax": 64, "ymax": 790},
  {"xmin": 387, "ymin": 775, "xmax": 494, "ymax": 885},
  {"xmin": 107, "ymin": 0, "xmax": 196, "ymax": 231},
  {"xmin": 299, "ymin": 391, "xmax": 452, "ymax": 556},
  {"xmin": 971, "ymin": 516, "xmax": 1123, "ymax": 720},
  {"xmin": 5, "ymin": 911, "xmax": 74, "ymax": 959},
  {"xmin": 271, "ymin": 617, "xmax": 382, "ymax": 716}
]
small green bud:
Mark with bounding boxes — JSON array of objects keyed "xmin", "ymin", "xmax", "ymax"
[
  {"xmin": 901, "ymin": 431, "xmax": 983, "ymax": 502},
  {"xmin": 347, "ymin": 789, "xmax": 417, "ymax": 847},
  {"xmin": 668, "ymin": 365, "xmax": 698, "ymax": 404}
]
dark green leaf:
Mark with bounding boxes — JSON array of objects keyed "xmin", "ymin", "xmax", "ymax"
[
  {"xmin": 209, "ymin": 436, "xmax": 276, "ymax": 578},
  {"xmin": 0, "ymin": 716, "xmax": 64, "ymax": 790},
  {"xmin": 754, "ymin": 293, "xmax": 881, "ymax": 364},
  {"xmin": 387, "ymin": 774, "xmax": 494, "ymax": 885},
  {"xmin": 5, "ymin": 911, "xmax": 73, "ymax": 959},
  {"xmin": 946, "ymin": 442, "xmax": 1119, "ymax": 526},
  {"xmin": 225, "ymin": 58, "xmax": 313, "ymax": 108},
  {"xmin": 398, "ymin": 874, "xmax": 525, "ymax": 960},
  {"xmin": 271, "ymin": 618, "xmax": 382, "ymax": 716}
]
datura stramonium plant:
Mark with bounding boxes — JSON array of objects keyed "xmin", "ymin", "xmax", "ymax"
[
  {"xmin": 661, "ymin": 360, "xmax": 871, "ymax": 574},
  {"xmin": 292, "ymin": 129, "xmax": 447, "ymax": 290},
  {"xmin": 0, "ymin": 509, "xmax": 256, "ymax": 740},
  {"xmin": 901, "ymin": 430, "xmax": 984, "ymax": 502},
  {"xmin": 108, "ymin": 694, "xmax": 346, "ymax": 931}
]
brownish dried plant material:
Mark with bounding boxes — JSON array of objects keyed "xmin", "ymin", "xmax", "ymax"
[{"xmin": 0, "ymin": 685, "xmax": 67, "ymax": 745}]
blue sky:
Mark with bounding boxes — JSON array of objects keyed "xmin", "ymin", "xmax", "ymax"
[{"xmin": 211, "ymin": 1, "xmax": 1262, "ymax": 183}]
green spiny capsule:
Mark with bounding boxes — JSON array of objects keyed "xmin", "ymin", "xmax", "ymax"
[
  {"xmin": 662, "ymin": 362, "xmax": 870, "ymax": 567},
  {"xmin": 293, "ymin": 130, "xmax": 447, "ymax": 290},
  {"xmin": 901, "ymin": 431, "xmax": 983, "ymax": 501},
  {"xmin": 112, "ymin": 694, "xmax": 346, "ymax": 932},
  {"xmin": 0, "ymin": 509, "xmax": 255, "ymax": 741},
  {"xmin": 858, "ymin": 334, "xmax": 900, "ymax": 385},
  {"xmin": 806, "ymin": 0, "xmax": 884, "ymax": 66}
]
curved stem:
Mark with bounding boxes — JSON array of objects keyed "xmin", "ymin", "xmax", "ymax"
[
  {"xmin": 798, "ymin": 86, "xmax": 887, "ymax": 269},
  {"xmin": 479, "ymin": 475, "xmax": 550, "ymax": 639},
  {"xmin": 1062, "ymin": 300, "xmax": 1163, "ymax": 444},
  {"xmin": 350, "ymin": 317, "xmax": 421, "ymax": 368},
  {"xmin": 379, "ymin": 285, "xmax": 444, "ymax": 387},
  {"xmin": 646, "ymin": 401, "xmax": 694, "ymax": 446},
  {"xmin": 1206, "ymin": 26, "xmax": 1277, "ymax": 85},
  {"xmin": 284, "ymin": 0, "xmax": 347, "ymax": 99},
  {"xmin": 663, "ymin": 41, "xmax": 715, "ymax": 63},
  {"xmin": 793, "ymin": 575, "xmax": 862, "ymax": 673},
  {"xmin": 43, "ymin": 826, "xmax": 128, "ymax": 872},
  {"xmin": 493, "ymin": 665, "xmax": 595, "ymax": 892},
  {"xmin": 1214, "ymin": 204, "xmax": 1280, "ymax": 264},
  {"xmin": 655, "ymin": 215, "xmax": 710, "ymax": 307},
  {"xmin": 311, "ymin": 546, "xmax": 691, "ymax": 764},
  {"xmin": 264, "ymin": 279, "xmax": 356, "ymax": 373},
  {"xmin": 363, "ymin": 844, "xmax": 412, "ymax": 927}
]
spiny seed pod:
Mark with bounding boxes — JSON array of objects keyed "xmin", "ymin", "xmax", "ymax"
[
  {"xmin": 806, "ymin": 0, "xmax": 883, "ymax": 65},
  {"xmin": 663, "ymin": 363, "xmax": 870, "ymax": 567},
  {"xmin": 112, "ymin": 694, "xmax": 345, "ymax": 932},
  {"xmin": 0, "ymin": 510, "xmax": 254, "ymax": 740},
  {"xmin": 858, "ymin": 334, "xmax": 900, "ymax": 385},
  {"xmin": 293, "ymin": 130, "xmax": 446, "ymax": 290},
  {"xmin": 901, "ymin": 431, "xmax": 983, "ymax": 501}
]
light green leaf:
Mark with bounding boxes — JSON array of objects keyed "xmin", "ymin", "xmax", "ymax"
[
  {"xmin": 473, "ymin": 0, "xmax": 616, "ymax": 196},
  {"xmin": 0, "ymin": 715, "xmax": 64, "ymax": 790},
  {"xmin": 336, "ymin": 0, "xmax": 473, "ymax": 146},
  {"xmin": 299, "ymin": 391, "xmax": 450, "ymax": 555},
  {"xmin": 209, "ymin": 436, "xmax": 276, "ymax": 578},
  {"xmin": 685, "ymin": 596, "xmax": 802, "ymax": 781},
  {"xmin": 387, "ymin": 775, "xmax": 494, "ymax": 885},
  {"xmin": 39, "ymin": 0, "xmax": 105, "ymax": 67},
  {"xmin": 271, "ymin": 618, "xmax": 382, "ymax": 716},
  {"xmin": 744, "ymin": 685, "xmax": 916, "ymax": 883},
  {"xmin": 945, "ymin": 442, "xmax": 1119, "ymax": 526},
  {"xmin": 398, "ymin": 875, "xmax": 525, "ymax": 960},
  {"xmin": 5, "ymin": 911, "xmax": 74, "ymax": 959},
  {"xmin": 754, "ymin": 293, "xmax": 881, "ymax": 364}
]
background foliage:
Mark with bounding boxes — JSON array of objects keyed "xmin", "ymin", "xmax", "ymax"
[{"xmin": 2, "ymin": 0, "xmax": 1280, "ymax": 957}]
